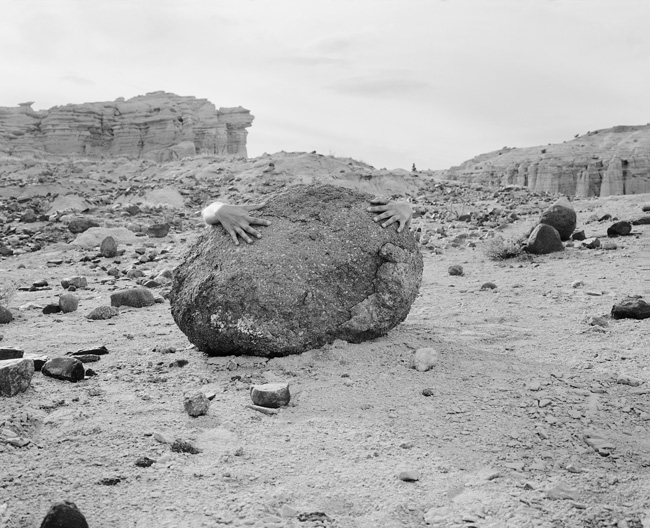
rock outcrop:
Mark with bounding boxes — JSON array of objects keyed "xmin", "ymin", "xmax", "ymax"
[
  {"xmin": 170, "ymin": 184, "xmax": 423, "ymax": 357},
  {"xmin": 0, "ymin": 92, "xmax": 253, "ymax": 162},
  {"xmin": 442, "ymin": 125, "xmax": 650, "ymax": 197}
]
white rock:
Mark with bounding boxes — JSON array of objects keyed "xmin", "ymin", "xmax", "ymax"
[{"xmin": 410, "ymin": 348, "xmax": 439, "ymax": 372}]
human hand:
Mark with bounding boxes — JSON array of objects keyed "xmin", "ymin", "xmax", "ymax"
[
  {"xmin": 201, "ymin": 202, "xmax": 271, "ymax": 245},
  {"xmin": 367, "ymin": 198, "xmax": 413, "ymax": 233}
]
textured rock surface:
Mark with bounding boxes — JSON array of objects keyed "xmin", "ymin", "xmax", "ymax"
[
  {"xmin": 0, "ymin": 92, "xmax": 253, "ymax": 161},
  {"xmin": 170, "ymin": 184, "xmax": 423, "ymax": 357},
  {"xmin": 0, "ymin": 358, "xmax": 34, "ymax": 397},
  {"xmin": 110, "ymin": 288, "xmax": 155, "ymax": 308},
  {"xmin": 525, "ymin": 224, "xmax": 565, "ymax": 255},
  {"xmin": 42, "ymin": 357, "xmax": 85, "ymax": 382},
  {"xmin": 442, "ymin": 125, "xmax": 650, "ymax": 197},
  {"xmin": 539, "ymin": 198, "xmax": 577, "ymax": 241}
]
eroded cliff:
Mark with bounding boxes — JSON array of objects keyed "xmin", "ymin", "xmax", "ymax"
[
  {"xmin": 0, "ymin": 92, "xmax": 253, "ymax": 162},
  {"xmin": 442, "ymin": 125, "xmax": 650, "ymax": 197}
]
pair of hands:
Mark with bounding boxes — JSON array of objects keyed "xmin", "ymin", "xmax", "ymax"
[{"xmin": 201, "ymin": 198, "xmax": 413, "ymax": 246}]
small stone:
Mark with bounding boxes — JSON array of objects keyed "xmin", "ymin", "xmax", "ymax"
[
  {"xmin": 135, "ymin": 456, "xmax": 155, "ymax": 468},
  {"xmin": 42, "ymin": 304, "xmax": 62, "ymax": 315},
  {"xmin": 398, "ymin": 470, "xmax": 420, "ymax": 482},
  {"xmin": 582, "ymin": 237, "xmax": 601, "ymax": 249},
  {"xmin": 153, "ymin": 431, "xmax": 171, "ymax": 444},
  {"xmin": 126, "ymin": 269, "xmax": 145, "ymax": 279},
  {"xmin": 421, "ymin": 388, "xmax": 435, "ymax": 397},
  {"xmin": 61, "ymin": 276, "xmax": 88, "ymax": 289},
  {"xmin": 410, "ymin": 348, "xmax": 439, "ymax": 372},
  {"xmin": 481, "ymin": 282, "xmax": 497, "ymax": 290},
  {"xmin": 100, "ymin": 236, "xmax": 118, "ymax": 258},
  {"xmin": 170, "ymin": 439, "xmax": 200, "ymax": 454},
  {"xmin": 42, "ymin": 357, "xmax": 85, "ymax": 382},
  {"xmin": 0, "ymin": 306, "xmax": 13, "ymax": 324},
  {"xmin": 607, "ymin": 221, "xmax": 632, "ymax": 237},
  {"xmin": 184, "ymin": 391, "xmax": 210, "ymax": 417},
  {"xmin": 546, "ymin": 483, "xmax": 580, "ymax": 501},
  {"xmin": 601, "ymin": 241, "xmax": 617, "ymax": 250},
  {"xmin": 0, "ymin": 347, "xmax": 24, "ymax": 360},
  {"xmin": 86, "ymin": 306, "xmax": 119, "ymax": 320},
  {"xmin": 32, "ymin": 279, "xmax": 48, "ymax": 288},
  {"xmin": 571, "ymin": 280, "xmax": 584, "ymax": 288},
  {"xmin": 616, "ymin": 376, "xmax": 641, "ymax": 387},
  {"xmin": 0, "ymin": 358, "xmax": 35, "ymax": 396},
  {"xmin": 74, "ymin": 354, "xmax": 100, "ymax": 364},
  {"xmin": 148, "ymin": 222, "xmax": 170, "ymax": 238},
  {"xmin": 40, "ymin": 500, "xmax": 89, "ymax": 528},
  {"xmin": 448, "ymin": 264, "xmax": 464, "ymax": 276},
  {"xmin": 571, "ymin": 230, "xmax": 586, "ymax": 241},
  {"xmin": 68, "ymin": 217, "xmax": 99, "ymax": 234},
  {"xmin": 250, "ymin": 382, "xmax": 291, "ymax": 408},
  {"xmin": 110, "ymin": 288, "xmax": 155, "ymax": 308},
  {"xmin": 59, "ymin": 293, "xmax": 79, "ymax": 313},
  {"xmin": 611, "ymin": 298, "xmax": 650, "ymax": 320}
]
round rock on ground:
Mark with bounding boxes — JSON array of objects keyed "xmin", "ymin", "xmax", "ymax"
[
  {"xmin": 59, "ymin": 293, "xmax": 79, "ymax": 313},
  {"xmin": 110, "ymin": 288, "xmax": 155, "ymax": 308},
  {"xmin": 539, "ymin": 197, "xmax": 576, "ymax": 241},
  {"xmin": 183, "ymin": 391, "xmax": 210, "ymax": 417},
  {"xmin": 0, "ymin": 306, "xmax": 13, "ymax": 324},
  {"xmin": 525, "ymin": 224, "xmax": 564, "ymax": 255},
  {"xmin": 170, "ymin": 184, "xmax": 423, "ymax": 357}
]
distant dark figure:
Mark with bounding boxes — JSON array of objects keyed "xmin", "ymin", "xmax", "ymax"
[{"xmin": 40, "ymin": 501, "xmax": 89, "ymax": 528}]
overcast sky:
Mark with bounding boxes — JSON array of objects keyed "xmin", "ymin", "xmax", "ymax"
[{"xmin": 1, "ymin": 0, "xmax": 649, "ymax": 170}]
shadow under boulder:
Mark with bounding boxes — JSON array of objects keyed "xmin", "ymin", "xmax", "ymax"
[{"xmin": 170, "ymin": 184, "xmax": 423, "ymax": 357}]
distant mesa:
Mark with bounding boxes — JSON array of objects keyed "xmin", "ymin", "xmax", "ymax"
[
  {"xmin": 0, "ymin": 91, "xmax": 253, "ymax": 162},
  {"xmin": 440, "ymin": 125, "xmax": 650, "ymax": 197}
]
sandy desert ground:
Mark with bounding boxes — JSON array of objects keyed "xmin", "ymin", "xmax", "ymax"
[{"xmin": 1, "ymin": 154, "xmax": 650, "ymax": 528}]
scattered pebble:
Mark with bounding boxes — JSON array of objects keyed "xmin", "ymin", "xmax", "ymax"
[
  {"xmin": 0, "ymin": 306, "xmax": 13, "ymax": 324},
  {"xmin": 0, "ymin": 358, "xmax": 35, "ymax": 396},
  {"xmin": 448, "ymin": 264, "xmax": 464, "ymax": 276},
  {"xmin": 110, "ymin": 288, "xmax": 155, "ymax": 308}
]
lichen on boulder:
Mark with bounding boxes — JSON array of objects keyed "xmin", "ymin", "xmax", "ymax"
[{"xmin": 170, "ymin": 184, "xmax": 423, "ymax": 357}]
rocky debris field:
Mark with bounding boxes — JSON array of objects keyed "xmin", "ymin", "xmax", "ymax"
[{"xmin": 1, "ymin": 152, "xmax": 650, "ymax": 527}]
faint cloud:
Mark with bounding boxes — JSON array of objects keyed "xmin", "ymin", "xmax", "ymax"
[
  {"xmin": 274, "ymin": 55, "xmax": 347, "ymax": 67},
  {"xmin": 60, "ymin": 73, "xmax": 95, "ymax": 86},
  {"xmin": 329, "ymin": 75, "xmax": 433, "ymax": 98}
]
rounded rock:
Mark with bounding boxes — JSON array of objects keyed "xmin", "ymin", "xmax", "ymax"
[
  {"xmin": 410, "ymin": 348, "xmax": 439, "ymax": 372},
  {"xmin": 170, "ymin": 184, "xmax": 423, "ymax": 357},
  {"xmin": 539, "ymin": 198, "xmax": 576, "ymax": 241},
  {"xmin": 607, "ymin": 220, "xmax": 632, "ymax": 237},
  {"xmin": 59, "ymin": 293, "xmax": 79, "ymax": 313},
  {"xmin": 525, "ymin": 224, "xmax": 564, "ymax": 255},
  {"xmin": 110, "ymin": 288, "xmax": 155, "ymax": 308},
  {"xmin": 40, "ymin": 500, "xmax": 89, "ymax": 528},
  {"xmin": 100, "ymin": 236, "xmax": 118, "ymax": 258},
  {"xmin": 448, "ymin": 264, "xmax": 464, "ymax": 276},
  {"xmin": 0, "ymin": 305, "xmax": 13, "ymax": 324},
  {"xmin": 42, "ymin": 357, "xmax": 85, "ymax": 382},
  {"xmin": 86, "ymin": 306, "xmax": 120, "ymax": 320}
]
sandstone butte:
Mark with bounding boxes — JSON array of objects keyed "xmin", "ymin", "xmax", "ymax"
[
  {"xmin": 0, "ymin": 91, "xmax": 253, "ymax": 162},
  {"xmin": 440, "ymin": 124, "xmax": 650, "ymax": 197}
]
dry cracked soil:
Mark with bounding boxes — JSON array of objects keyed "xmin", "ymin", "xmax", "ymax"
[{"xmin": 1, "ymin": 163, "xmax": 650, "ymax": 528}]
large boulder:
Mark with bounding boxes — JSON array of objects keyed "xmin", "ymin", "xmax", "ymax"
[
  {"xmin": 539, "ymin": 198, "xmax": 576, "ymax": 241},
  {"xmin": 170, "ymin": 184, "xmax": 423, "ymax": 357}
]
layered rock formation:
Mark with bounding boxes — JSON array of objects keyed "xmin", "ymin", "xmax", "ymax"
[
  {"xmin": 442, "ymin": 125, "xmax": 650, "ymax": 197},
  {"xmin": 0, "ymin": 92, "xmax": 253, "ymax": 162}
]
